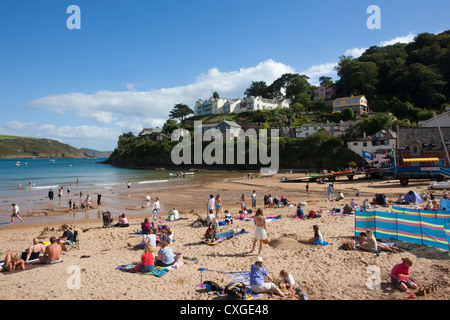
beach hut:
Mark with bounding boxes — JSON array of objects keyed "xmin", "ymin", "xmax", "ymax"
[{"xmin": 404, "ymin": 190, "xmax": 423, "ymax": 204}]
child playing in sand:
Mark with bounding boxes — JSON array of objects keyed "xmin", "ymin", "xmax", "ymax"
[
  {"xmin": 279, "ymin": 269, "xmax": 295, "ymax": 290},
  {"xmin": 308, "ymin": 225, "xmax": 328, "ymax": 245},
  {"xmin": 294, "ymin": 286, "xmax": 309, "ymax": 300},
  {"xmin": 390, "ymin": 257, "xmax": 418, "ymax": 292},
  {"xmin": 224, "ymin": 210, "xmax": 233, "ymax": 225},
  {"xmin": 296, "ymin": 205, "xmax": 304, "ymax": 219}
]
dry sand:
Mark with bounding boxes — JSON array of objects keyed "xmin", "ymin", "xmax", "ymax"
[{"xmin": 1, "ymin": 174, "xmax": 449, "ymax": 301}]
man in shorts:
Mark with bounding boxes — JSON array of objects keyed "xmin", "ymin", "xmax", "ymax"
[{"xmin": 39, "ymin": 237, "xmax": 63, "ymax": 264}]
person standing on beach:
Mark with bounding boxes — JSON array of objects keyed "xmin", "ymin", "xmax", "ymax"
[
  {"xmin": 97, "ymin": 193, "xmax": 102, "ymax": 206},
  {"xmin": 240, "ymin": 193, "xmax": 246, "ymax": 211},
  {"xmin": 48, "ymin": 189, "xmax": 54, "ymax": 202},
  {"xmin": 252, "ymin": 190, "xmax": 257, "ymax": 209},
  {"xmin": 214, "ymin": 194, "xmax": 222, "ymax": 219},
  {"xmin": 306, "ymin": 183, "xmax": 310, "ymax": 197},
  {"xmin": 67, "ymin": 184, "xmax": 71, "ymax": 197},
  {"xmin": 10, "ymin": 203, "xmax": 23, "ymax": 224},
  {"xmin": 153, "ymin": 197, "xmax": 160, "ymax": 220},
  {"xmin": 207, "ymin": 194, "xmax": 215, "ymax": 215},
  {"xmin": 250, "ymin": 208, "xmax": 267, "ymax": 255}
]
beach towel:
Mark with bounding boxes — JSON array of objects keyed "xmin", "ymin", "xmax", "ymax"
[
  {"xmin": 115, "ymin": 264, "xmax": 170, "ymax": 277},
  {"xmin": 1, "ymin": 260, "xmax": 48, "ymax": 274},
  {"xmin": 313, "ymin": 239, "xmax": 329, "ymax": 245},
  {"xmin": 207, "ymin": 228, "xmax": 249, "ymax": 245},
  {"xmin": 241, "ymin": 216, "xmax": 281, "ymax": 222}
]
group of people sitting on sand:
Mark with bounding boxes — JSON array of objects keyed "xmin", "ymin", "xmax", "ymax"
[
  {"xmin": 1, "ymin": 224, "xmax": 75, "ymax": 272},
  {"xmin": 126, "ymin": 218, "xmax": 181, "ymax": 272},
  {"xmin": 263, "ymin": 194, "xmax": 293, "ymax": 208}
]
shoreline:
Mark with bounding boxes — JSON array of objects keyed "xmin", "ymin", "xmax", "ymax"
[{"xmin": 1, "ymin": 174, "xmax": 449, "ymax": 301}]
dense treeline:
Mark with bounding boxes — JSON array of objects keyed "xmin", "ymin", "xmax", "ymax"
[
  {"xmin": 336, "ymin": 31, "xmax": 450, "ymax": 121},
  {"xmin": 105, "ymin": 131, "xmax": 365, "ymax": 170}
]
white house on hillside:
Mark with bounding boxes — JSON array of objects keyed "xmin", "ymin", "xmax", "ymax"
[
  {"xmin": 194, "ymin": 96, "xmax": 291, "ymax": 116},
  {"xmin": 347, "ymin": 129, "xmax": 396, "ymax": 165}
]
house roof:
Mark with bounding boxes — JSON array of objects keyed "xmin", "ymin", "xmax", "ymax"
[
  {"xmin": 139, "ymin": 128, "xmax": 161, "ymax": 136},
  {"xmin": 396, "ymin": 127, "xmax": 450, "ymax": 150},
  {"xmin": 419, "ymin": 111, "xmax": 450, "ymax": 127},
  {"xmin": 333, "ymin": 95, "xmax": 365, "ymax": 102},
  {"xmin": 220, "ymin": 120, "xmax": 241, "ymax": 128}
]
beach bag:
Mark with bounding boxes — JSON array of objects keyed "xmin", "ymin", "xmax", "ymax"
[
  {"xmin": 308, "ymin": 210, "xmax": 316, "ymax": 218},
  {"xmin": 224, "ymin": 281, "xmax": 246, "ymax": 298},
  {"xmin": 203, "ymin": 281, "xmax": 223, "ymax": 292}
]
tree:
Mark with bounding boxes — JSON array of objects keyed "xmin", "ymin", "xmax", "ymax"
[
  {"xmin": 319, "ymin": 76, "xmax": 334, "ymax": 87},
  {"xmin": 168, "ymin": 103, "xmax": 194, "ymax": 122},
  {"xmin": 267, "ymin": 73, "xmax": 312, "ymax": 100},
  {"xmin": 162, "ymin": 119, "xmax": 180, "ymax": 134},
  {"xmin": 244, "ymin": 81, "xmax": 269, "ymax": 98},
  {"xmin": 212, "ymin": 91, "xmax": 220, "ymax": 99},
  {"xmin": 342, "ymin": 107, "xmax": 354, "ymax": 121}
]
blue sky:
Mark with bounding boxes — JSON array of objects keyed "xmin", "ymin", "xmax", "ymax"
[{"xmin": 0, "ymin": 0, "xmax": 449, "ymax": 150}]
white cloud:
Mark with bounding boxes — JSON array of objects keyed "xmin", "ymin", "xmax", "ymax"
[
  {"xmin": 30, "ymin": 59, "xmax": 295, "ymax": 129},
  {"xmin": 379, "ymin": 32, "xmax": 415, "ymax": 46},
  {"xmin": 22, "ymin": 60, "xmax": 295, "ymax": 149},
  {"xmin": 344, "ymin": 32, "xmax": 417, "ymax": 59},
  {"xmin": 344, "ymin": 47, "xmax": 368, "ymax": 58},
  {"xmin": 301, "ymin": 62, "xmax": 338, "ymax": 85}
]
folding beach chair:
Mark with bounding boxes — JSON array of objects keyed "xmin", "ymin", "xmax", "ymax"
[{"xmin": 66, "ymin": 230, "xmax": 80, "ymax": 251}]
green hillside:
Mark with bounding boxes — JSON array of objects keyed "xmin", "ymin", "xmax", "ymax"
[{"xmin": 0, "ymin": 135, "xmax": 90, "ymax": 158}]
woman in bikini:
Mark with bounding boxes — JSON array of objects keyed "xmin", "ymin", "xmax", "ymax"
[
  {"xmin": 215, "ymin": 194, "xmax": 222, "ymax": 219},
  {"xmin": 250, "ymin": 208, "xmax": 267, "ymax": 255}
]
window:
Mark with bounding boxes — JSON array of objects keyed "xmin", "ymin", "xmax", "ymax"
[
  {"xmin": 335, "ymin": 101, "xmax": 340, "ymax": 105},
  {"xmin": 353, "ymin": 142, "xmax": 358, "ymax": 146},
  {"xmin": 363, "ymin": 142, "xmax": 367, "ymax": 147},
  {"xmin": 346, "ymin": 100, "xmax": 351, "ymax": 104},
  {"xmin": 412, "ymin": 146, "xmax": 418, "ymax": 155}
]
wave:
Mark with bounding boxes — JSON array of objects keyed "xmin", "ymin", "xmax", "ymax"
[
  {"xmin": 28, "ymin": 185, "xmax": 60, "ymax": 190},
  {"xmin": 138, "ymin": 180, "xmax": 169, "ymax": 184}
]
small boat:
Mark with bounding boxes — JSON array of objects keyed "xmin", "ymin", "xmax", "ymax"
[
  {"xmin": 15, "ymin": 161, "xmax": 20, "ymax": 167},
  {"xmin": 66, "ymin": 164, "xmax": 72, "ymax": 167},
  {"xmin": 169, "ymin": 172, "xmax": 194, "ymax": 177}
]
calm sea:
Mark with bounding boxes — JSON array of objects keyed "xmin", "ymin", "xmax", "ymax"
[{"xmin": 0, "ymin": 158, "xmax": 238, "ymax": 225}]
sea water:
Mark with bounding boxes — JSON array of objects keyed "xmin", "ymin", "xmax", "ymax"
[{"xmin": 0, "ymin": 158, "xmax": 237, "ymax": 225}]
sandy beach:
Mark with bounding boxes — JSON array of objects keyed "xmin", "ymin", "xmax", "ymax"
[{"xmin": 1, "ymin": 173, "xmax": 449, "ymax": 301}]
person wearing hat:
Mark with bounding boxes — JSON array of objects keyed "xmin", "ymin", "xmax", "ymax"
[{"xmin": 249, "ymin": 257, "xmax": 285, "ymax": 297}]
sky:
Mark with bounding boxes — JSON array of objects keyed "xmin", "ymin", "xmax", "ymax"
[{"xmin": 0, "ymin": 0, "xmax": 449, "ymax": 151}]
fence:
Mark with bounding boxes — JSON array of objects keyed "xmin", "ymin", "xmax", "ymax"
[{"xmin": 355, "ymin": 206, "xmax": 450, "ymax": 251}]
